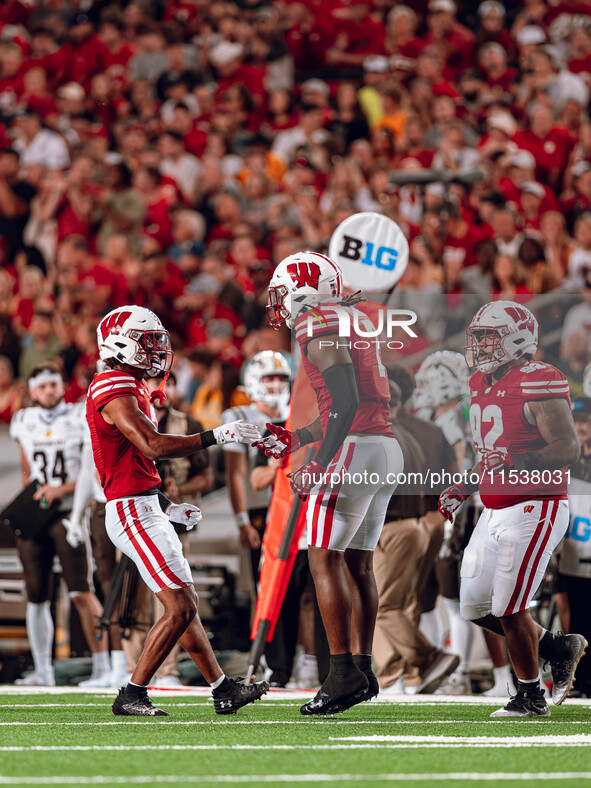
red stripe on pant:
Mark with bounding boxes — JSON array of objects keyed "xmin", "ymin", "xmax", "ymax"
[
  {"xmin": 311, "ymin": 444, "xmax": 346, "ymax": 546},
  {"xmin": 503, "ymin": 500, "xmax": 549, "ymax": 616},
  {"xmin": 128, "ymin": 499, "xmax": 187, "ymax": 588},
  {"xmin": 116, "ymin": 500, "xmax": 167, "ymax": 591},
  {"xmin": 320, "ymin": 442, "xmax": 356, "ymax": 550},
  {"xmin": 514, "ymin": 499, "xmax": 558, "ymax": 614}
]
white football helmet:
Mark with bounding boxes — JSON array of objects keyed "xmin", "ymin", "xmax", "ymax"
[
  {"xmin": 464, "ymin": 300, "xmax": 538, "ymax": 374},
  {"xmin": 97, "ymin": 306, "xmax": 173, "ymax": 376},
  {"xmin": 243, "ymin": 351, "xmax": 291, "ymax": 409},
  {"xmin": 414, "ymin": 351, "xmax": 468, "ymax": 409},
  {"xmin": 267, "ymin": 251, "xmax": 343, "ymax": 330}
]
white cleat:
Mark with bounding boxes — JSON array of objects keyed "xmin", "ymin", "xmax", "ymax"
[
  {"xmin": 15, "ymin": 671, "xmax": 56, "ymax": 687},
  {"xmin": 78, "ymin": 672, "xmax": 113, "ymax": 688}
]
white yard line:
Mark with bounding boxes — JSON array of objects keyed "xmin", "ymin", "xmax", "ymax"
[
  {"xmin": 1, "ymin": 773, "xmax": 591, "ymax": 784},
  {"xmin": 333, "ymin": 734, "xmax": 591, "ymax": 746},
  {"xmin": 0, "ymin": 686, "xmax": 589, "ymax": 706}
]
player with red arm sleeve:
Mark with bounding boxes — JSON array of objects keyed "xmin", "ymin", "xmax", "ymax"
[
  {"xmin": 255, "ymin": 252, "xmax": 404, "ymax": 716},
  {"xmin": 88, "ymin": 306, "xmax": 268, "ymax": 717},
  {"xmin": 438, "ymin": 301, "xmax": 587, "ymax": 718}
]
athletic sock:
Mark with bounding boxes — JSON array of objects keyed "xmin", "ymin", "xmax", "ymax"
[
  {"xmin": 211, "ymin": 675, "xmax": 231, "ymax": 693},
  {"xmin": 323, "ymin": 653, "xmax": 367, "ymax": 698},
  {"xmin": 125, "ymin": 681, "xmax": 148, "ymax": 698},
  {"xmin": 493, "ymin": 665, "xmax": 513, "ymax": 686},
  {"xmin": 110, "ymin": 650, "xmax": 127, "ymax": 675},
  {"xmin": 92, "ymin": 650, "xmax": 110, "ymax": 675},
  {"xmin": 353, "ymin": 654, "xmax": 373, "ymax": 673},
  {"xmin": 26, "ymin": 601, "xmax": 54, "ymax": 676},
  {"xmin": 517, "ymin": 677, "xmax": 541, "ymax": 694},
  {"xmin": 539, "ymin": 630, "xmax": 568, "ymax": 661}
]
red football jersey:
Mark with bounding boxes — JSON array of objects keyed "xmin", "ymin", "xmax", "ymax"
[
  {"xmin": 469, "ymin": 360, "xmax": 571, "ymax": 509},
  {"xmin": 294, "ymin": 303, "xmax": 394, "ymax": 438},
  {"xmin": 86, "ymin": 370, "xmax": 161, "ymax": 501}
]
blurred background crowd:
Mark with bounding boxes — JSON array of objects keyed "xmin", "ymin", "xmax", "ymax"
[{"xmin": 1, "ymin": 0, "xmax": 591, "ymax": 417}]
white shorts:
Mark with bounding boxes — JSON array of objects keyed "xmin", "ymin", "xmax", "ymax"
[
  {"xmin": 306, "ymin": 434, "xmax": 403, "ymax": 552},
  {"xmin": 460, "ymin": 498, "xmax": 568, "ymax": 620},
  {"xmin": 105, "ymin": 494, "xmax": 193, "ymax": 594}
]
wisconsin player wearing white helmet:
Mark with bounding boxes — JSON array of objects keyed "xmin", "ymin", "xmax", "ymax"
[
  {"xmin": 87, "ymin": 305, "xmax": 269, "ymax": 716},
  {"xmin": 438, "ymin": 301, "xmax": 587, "ymax": 718},
  {"xmin": 256, "ymin": 251, "xmax": 404, "ymax": 716},
  {"xmin": 223, "ymin": 351, "xmax": 291, "ymax": 565},
  {"xmin": 10, "ymin": 364, "xmax": 109, "ymax": 686}
]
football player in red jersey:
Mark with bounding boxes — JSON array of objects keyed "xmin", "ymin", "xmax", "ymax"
[
  {"xmin": 255, "ymin": 252, "xmax": 404, "ymax": 716},
  {"xmin": 88, "ymin": 305, "xmax": 269, "ymax": 716},
  {"xmin": 439, "ymin": 301, "xmax": 587, "ymax": 718}
]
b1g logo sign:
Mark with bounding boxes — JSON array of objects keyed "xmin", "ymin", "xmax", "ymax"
[
  {"xmin": 328, "ymin": 212, "xmax": 409, "ymax": 292},
  {"xmin": 338, "ymin": 236, "xmax": 398, "ymax": 271}
]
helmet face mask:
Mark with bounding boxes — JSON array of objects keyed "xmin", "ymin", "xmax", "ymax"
[
  {"xmin": 267, "ymin": 252, "xmax": 343, "ymax": 330},
  {"xmin": 97, "ymin": 307, "xmax": 173, "ymax": 376},
  {"xmin": 463, "ymin": 301, "xmax": 538, "ymax": 374},
  {"xmin": 414, "ymin": 351, "xmax": 468, "ymax": 409}
]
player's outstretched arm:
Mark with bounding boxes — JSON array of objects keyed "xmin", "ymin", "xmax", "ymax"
[
  {"xmin": 253, "ymin": 416, "xmax": 323, "ymax": 459},
  {"xmin": 101, "ymin": 396, "xmax": 261, "ymax": 460}
]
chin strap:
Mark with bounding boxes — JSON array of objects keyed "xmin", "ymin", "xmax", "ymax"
[{"xmin": 150, "ymin": 370, "xmax": 170, "ymax": 405}]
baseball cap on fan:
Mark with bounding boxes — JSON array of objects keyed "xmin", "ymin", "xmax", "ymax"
[
  {"xmin": 572, "ymin": 396, "xmax": 591, "ymax": 418},
  {"xmin": 428, "ymin": 0, "xmax": 456, "ymax": 12}
]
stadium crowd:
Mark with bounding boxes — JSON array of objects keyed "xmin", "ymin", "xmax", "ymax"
[{"xmin": 2, "ymin": 0, "xmax": 591, "ymax": 697}]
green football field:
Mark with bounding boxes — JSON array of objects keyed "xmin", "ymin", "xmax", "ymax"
[{"xmin": 0, "ymin": 688, "xmax": 591, "ymax": 787}]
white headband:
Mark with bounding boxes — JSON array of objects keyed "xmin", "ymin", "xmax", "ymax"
[{"xmin": 28, "ymin": 370, "xmax": 63, "ymax": 390}]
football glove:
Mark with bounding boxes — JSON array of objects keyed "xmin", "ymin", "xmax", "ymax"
[
  {"xmin": 62, "ymin": 518, "xmax": 86, "ymax": 549},
  {"xmin": 438, "ymin": 483, "xmax": 467, "ymax": 522},
  {"xmin": 252, "ymin": 423, "xmax": 300, "ymax": 459},
  {"xmin": 288, "ymin": 458, "xmax": 326, "ymax": 500},
  {"xmin": 166, "ymin": 503, "xmax": 202, "ymax": 531},
  {"xmin": 479, "ymin": 450, "xmax": 512, "ymax": 473},
  {"xmin": 213, "ymin": 419, "xmax": 261, "ymax": 445}
]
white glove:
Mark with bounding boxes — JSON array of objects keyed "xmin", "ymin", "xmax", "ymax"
[
  {"xmin": 213, "ymin": 419, "xmax": 261, "ymax": 445},
  {"xmin": 62, "ymin": 518, "xmax": 86, "ymax": 549},
  {"xmin": 166, "ymin": 503, "xmax": 202, "ymax": 531}
]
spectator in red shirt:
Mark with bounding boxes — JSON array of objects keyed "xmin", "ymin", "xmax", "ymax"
[
  {"xmin": 384, "ymin": 5, "xmax": 424, "ymax": 71},
  {"xmin": 567, "ymin": 25, "xmax": 591, "ymax": 77},
  {"xmin": 179, "ymin": 272, "xmax": 244, "ymax": 350},
  {"xmin": 520, "ymin": 181, "xmax": 546, "ymax": 230},
  {"xmin": 98, "ymin": 8, "xmax": 137, "ymax": 82},
  {"xmin": 424, "ymin": 0, "xmax": 475, "ymax": 80},
  {"xmin": 498, "ymin": 148, "xmax": 560, "ymax": 213},
  {"xmin": 513, "ymin": 101, "xmax": 576, "ymax": 189},
  {"xmin": 398, "ymin": 115, "xmax": 434, "ymax": 169},
  {"xmin": 491, "ymin": 253, "xmax": 533, "ymax": 300},
  {"xmin": 0, "ymin": 41, "xmax": 26, "ymax": 111},
  {"xmin": 20, "ymin": 67, "xmax": 58, "ymax": 120},
  {"xmin": 52, "ymin": 12, "xmax": 109, "ymax": 88},
  {"xmin": 56, "ymin": 235, "xmax": 127, "ymax": 312},
  {"xmin": 478, "ymin": 42, "xmax": 518, "ymax": 100},
  {"xmin": 475, "ymin": 1, "xmax": 515, "ymax": 59},
  {"xmin": 132, "ymin": 165, "xmax": 173, "ymax": 248},
  {"xmin": 209, "ymin": 41, "xmax": 265, "ymax": 112}
]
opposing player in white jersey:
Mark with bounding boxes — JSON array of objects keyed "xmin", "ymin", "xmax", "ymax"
[
  {"xmin": 438, "ymin": 301, "xmax": 587, "ymax": 717},
  {"xmin": 415, "ymin": 351, "xmax": 477, "ymax": 695},
  {"xmin": 87, "ymin": 305, "xmax": 268, "ymax": 716},
  {"xmin": 9, "ymin": 364, "xmax": 109, "ymax": 686},
  {"xmin": 223, "ymin": 350, "xmax": 291, "ymax": 570},
  {"xmin": 256, "ymin": 252, "xmax": 404, "ymax": 716}
]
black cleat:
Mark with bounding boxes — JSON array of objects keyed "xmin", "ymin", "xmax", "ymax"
[
  {"xmin": 490, "ymin": 686, "xmax": 550, "ymax": 718},
  {"xmin": 212, "ymin": 677, "xmax": 269, "ymax": 715},
  {"xmin": 547, "ymin": 633, "xmax": 588, "ymax": 705},
  {"xmin": 300, "ymin": 671, "xmax": 369, "ymax": 717},
  {"xmin": 356, "ymin": 668, "xmax": 379, "ymax": 703},
  {"xmin": 112, "ymin": 687, "xmax": 169, "ymax": 717}
]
